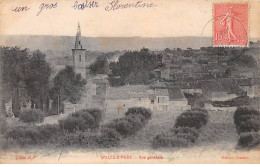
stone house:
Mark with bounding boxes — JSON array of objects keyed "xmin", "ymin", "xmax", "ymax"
[
  {"xmin": 168, "ymin": 86, "xmax": 191, "ymax": 111},
  {"xmin": 201, "ymin": 80, "xmax": 240, "ymax": 101},
  {"xmin": 237, "ymin": 78, "xmax": 259, "ymax": 98},
  {"xmin": 105, "ymin": 85, "xmax": 170, "ymax": 113}
]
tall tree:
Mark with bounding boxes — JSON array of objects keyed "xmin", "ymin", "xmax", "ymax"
[
  {"xmin": 0, "ymin": 47, "xmax": 51, "ymax": 116},
  {"xmin": 24, "ymin": 50, "xmax": 51, "ymax": 112},
  {"xmin": 49, "ymin": 66, "xmax": 86, "ymax": 115},
  {"xmin": 0, "ymin": 47, "xmax": 30, "ymax": 117},
  {"xmin": 89, "ymin": 56, "xmax": 109, "ymax": 75},
  {"xmin": 109, "ymin": 48, "xmax": 162, "ymax": 85}
]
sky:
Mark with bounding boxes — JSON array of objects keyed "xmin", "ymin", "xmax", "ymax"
[{"xmin": 0, "ymin": 0, "xmax": 259, "ymax": 38}]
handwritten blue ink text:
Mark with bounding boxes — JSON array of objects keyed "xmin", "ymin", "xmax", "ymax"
[{"xmin": 37, "ymin": 2, "xmax": 57, "ymax": 16}]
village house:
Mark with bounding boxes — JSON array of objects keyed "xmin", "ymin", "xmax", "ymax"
[
  {"xmin": 201, "ymin": 80, "xmax": 235, "ymax": 101},
  {"xmin": 180, "ymin": 82, "xmax": 203, "ymax": 94},
  {"xmin": 105, "ymin": 85, "xmax": 170, "ymax": 113},
  {"xmin": 236, "ymin": 78, "xmax": 259, "ymax": 98},
  {"xmin": 168, "ymin": 86, "xmax": 190, "ymax": 111}
]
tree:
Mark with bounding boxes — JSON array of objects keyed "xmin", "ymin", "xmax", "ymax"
[
  {"xmin": 89, "ymin": 56, "xmax": 109, "ymax": 75},
  {"xmin": 0, "ymin": 47, "xmax": 51, "ymax": 116},
  {"xmin": 49, "ymin": 66, "xmax": 86, "ymax": 115},
  {"xmin": 0, "ymin": 47, "xmax": 30, "ymax": 117},
  {"xmin": 109, "ymin": 48, "xmax": 162, "ymax": 85},
  {"xmin": 24, "ymin": 50, "xmax": 51, "ymax": 112}
]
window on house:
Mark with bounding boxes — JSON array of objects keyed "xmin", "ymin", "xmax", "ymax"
[
  {"xmin": 79, "ymin": 55, "xmax": 81, "ymax": 61},
  {"xmin": 158, "ymin": 97, "xmax": 167, "ymax": 103},
  {"xmin": 151, "ymin": 100, "xmax": 154, "ymax": 104},
  {"xmin": 138, "ymin": 98, "xmax": 142, "ymax": 101}
]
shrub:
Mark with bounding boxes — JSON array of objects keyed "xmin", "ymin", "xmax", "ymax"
[
  {"xmin": 59, "ymin": 108, "xmax": 103, "ymax": 132},
  {"xmin": 62, "ymin": 131, "xmax": 99, "ymax": 147},
  {"xmin": 38, "ymin": 124, "xmax": 62, "ymax": 143},
  {"xmin": 84, "ymin": 108, "xmax": 104, "ymax": 125},
  {"xmin": 61, "ymin": 128, "xmax": 121, "ymax": 148},
  {"xmin": 233, "ymin": 107, "xmax": 260, "ymax": 134},
  {"xmin": 5, "ymin": 124, "xmax": 62, "ymax": 146},
  {"xmin": 175, "ymin": 110, "xmax": 208, "ymax": 129},
  {"xmin": 152, "ymin": 132, "xmax": 173, "ymax": 148},
  {"xmin": 238, "ymin": 132, "xmax": 260, "ymax": 149},
  {"xmin": 234, "ymin": 107, "xmax": 259, "ymax": 127},
  {"xmin": 19, "ymin": 109, "xmax": 45, "ymax": 124},
  {"xmin": 152, "ymin": 132, "xmax": 190, "ymax": 148},
  {"xmin": 106, "ymin": 113, "xmax": 147, "ymax": 137},
  {"xmin": 126, "ymin": 114, "xmax": 145, "ymax": 131},
  {"xmin": 170, "ymin": 127, "xmax": 200, "ymax": 138},
  {"xmin": 174, "ymin": 132, "xmax": 197, "ymax": 143},
  {"xmin": 106, "ymin": 118, "xmax": 136, "ymax": 137},
  {"xmin": 125, "ymin": 107, "xmax": 152, "ymax": 120},
  {"xmin": 152, "ymin": 108, "xmax": 208, "ymax": 149},
  {"xmin": 98, "ymin": 127, "xmax": 121, "ymax": 147},
  {"xmin": 0, "ymin": 113, "xmax": 7, "ymax": 134},
  {"xmin": 6, "ymin": 126, "xmax": 39, "ymax": 145},
  {"xmin": 237, "ymin": 117, "xmax": 260, "ymax": 134}
]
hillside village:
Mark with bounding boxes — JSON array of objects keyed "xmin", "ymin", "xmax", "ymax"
[
  {"xmin": 0, "ymin": 23, "xmax": 260, "ymax": 154},
  {"xmin": 2, "ymin": 24, "xmax": 260, "ymax": 120},
  {"xmin": 48, "ymin": 25, "xmax": 260, "ymax": 122}
]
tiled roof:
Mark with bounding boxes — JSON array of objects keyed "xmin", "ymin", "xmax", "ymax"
[
  {"xmin": 130, "ymin": 92, "xmax": 148, "ymax": 98},
  {"xmin": 218, "ymin": 78, "xmax": 245, "ymax": 94},
  {"xmin": 154, "ymin": 89, "xmax": 169, "ymax": 96},
  {"xmin": 149, "ymin": 81, "xmax": 167, "ymax": 88},
  {"xmin": 121, "ymin": 85, "xmax": 149, "ymax": 92},
  {"xmin": 167, "ymin": 86, "xmax": 186, "ymax": 101},
  {"xmin": 106, "ymin": 88, "xmax": 130, "ymax": 100},
  {"xmin": 201, "ymin": 80, "xmax": 225, "ymax": 92}
]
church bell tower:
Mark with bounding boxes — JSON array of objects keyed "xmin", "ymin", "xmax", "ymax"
[{"xmin": 72, "ymin": 23, "xmax": 86, "ymax": 78}]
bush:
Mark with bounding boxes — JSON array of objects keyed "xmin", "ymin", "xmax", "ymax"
[
  {"xmin": 5, "ymin": 124, "xmax": 61, "ymax": 146},
  {"xmin": 152, "ymin": 132, "xmax": 190, "ymax": 148},
  {"xmin": 59, "ymin": 108, "xmax": 103, "ymax": 132},
  {"xmin": 125, "ymin": 107, "xmax": 152, "ymax": 120},
  {"xmin": 237, "ymin": 117, "xmax": 260, "ymax": 134},
  {"xmin": 170, "ymin": 127, "xmax": 200, "ymax": 138},
  {"xmin": 175, "ymin": 110, "xmax": 208, "ymax": 129},
  {"xmin": 98, "ymin": 127, "xmax": 121, "ymax": 147},
  {"xmin": 62, "ymin": 131, "xmax": 99, "ymax": 147},
  {"xmin": 126, "ymin": 114, "xmax": 146, "ymax": 131},
  {"xmin": 19, "ymin": 109, "xmax": 45, "ymax": 124},
  {"xmin": 62, "ymin": 128, "xmax": 121, "ymax": 148},
  {"xmin": 233, "ymin": 107, "xmax": 260, "ymax": 134},
  {"xmin": 238, "ymin": 132, "xmax": 260, "ymax": 149},
  {"xmin": 152, "ymin": 108, "xmax": 208, "ymax": 149},
  {"xmin": 38, "ymin": 124, "xmax": 62, "ymax": 142},
  {"xmin": 234, "ymin": 107, "xmax": 259, "ymax": 126},
  {"xmin": 0, "ymin": 113, "xmax": 7, "ymax": 134},
  {"xmin": 106, "ymin": 118, "xmax": 136, "ymax": 137},
  {"xmin": 106, "ymin": 113, "xmax": 147, "ymax": 137}
]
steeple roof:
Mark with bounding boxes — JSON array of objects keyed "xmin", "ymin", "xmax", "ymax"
[{"xmin": 75, "ymin": 22, "xmax": 83, "ymax": 49}]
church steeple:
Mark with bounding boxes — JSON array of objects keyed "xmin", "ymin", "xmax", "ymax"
[
  {"xmin": 75, "ymin": 22, "xmax": 83, "ymax": 49},
  {"xmin": 72, "ymin": 22, "xmax": 86, "ymax": 78}
]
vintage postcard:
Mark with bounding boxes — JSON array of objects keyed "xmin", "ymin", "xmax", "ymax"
[{"xmin": 0, "ymin": 0, "xmax": 260, "ymax": 164}]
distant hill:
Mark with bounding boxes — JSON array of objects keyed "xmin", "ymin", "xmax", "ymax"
[{"xmin": 0, "ymin": 35, "xmax": 212, "ymax": 52}]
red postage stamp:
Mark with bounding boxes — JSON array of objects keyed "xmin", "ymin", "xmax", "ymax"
[{"xmin": 213, "ymin": 4, "xmax": 248, "ymax": 47}]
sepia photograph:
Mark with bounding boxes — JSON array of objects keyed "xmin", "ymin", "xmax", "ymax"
[{"xmin": 0, "ymin": 0, "xmax": 259, "ymax": 164}]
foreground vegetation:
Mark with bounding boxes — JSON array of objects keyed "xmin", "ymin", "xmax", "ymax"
[
  {"xmin": 3, "ymin": 107, "xmax": 152, "ymax": 148},
  {"xmin": 152, "ymin": 108, "xmax": 209, "ymax": 148},
  {"xmin": 233, "ymin": 107, "xmax": 260, "ymax": 149}
]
